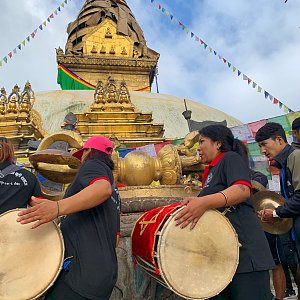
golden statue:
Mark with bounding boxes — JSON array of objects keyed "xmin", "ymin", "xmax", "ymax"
[
  {"xmin": 19, "ymin": 92, "xmax": 31, "ymax": 114},
  {"xmin": 7, "ymin": 86, "xmax": 20, "ymax": 114},
  {"xmin": 118, "ymin": 80, "xmax": 130, "ymax": 104},
  {"xmin": 94, "ymin": 80, "xmax": 106, "ymax": 105},
  {"xmin": 105, "ymin": 77, "xmax": 118, "ymax": 103},
  {"xmin": 0, "ymin": 88, "xmax": 7, "ymax": 115}
]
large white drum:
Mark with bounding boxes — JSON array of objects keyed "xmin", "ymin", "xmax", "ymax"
[
  {"xmin": 0, "ymin": 209, "xmax": 64, "ymax": 300},
  {"xmin": 132, "ymin": 203, "xmax": 239, "ymax": 299}
]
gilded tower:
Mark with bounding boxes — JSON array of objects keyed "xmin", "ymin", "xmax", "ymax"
[{"xmin": 56, "ymin": 0, "xmax": 160, "ymax": 91}]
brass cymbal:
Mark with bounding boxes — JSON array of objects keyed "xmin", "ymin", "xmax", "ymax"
[
  {"xmin": 252, "ymin": 191, "xmax": 293, "ymax": 235},
  {"xmin": 36, "ymin": 163, "xmax": 78, "ymax": 184},
  {"xmin": 41, "ymin": 186, "xmax": 64, "ymax": 201},
  {"xmin": 251, "ymin": 180, "xmax": 267, "ymax": 193},
  {"xmin": 29, "ymin": 149, "xmax": 81, "ymax": 169}
]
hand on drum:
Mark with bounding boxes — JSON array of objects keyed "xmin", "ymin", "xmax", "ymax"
[
  {"xmin": 257, "ymin": 208, "xmax": 274, "ymax": 223},
  {"xmin": 17, "ymin": 196, "xmax": 59, "ymax": 229},
  {"xmin": 174, "ymin": 197, "xmax": 208, "ymax": 230}
]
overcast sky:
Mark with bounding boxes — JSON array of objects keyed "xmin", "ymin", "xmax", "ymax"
[{"xmin": 0, "ymin": 0, "xmax": 299, "ymax": 123}]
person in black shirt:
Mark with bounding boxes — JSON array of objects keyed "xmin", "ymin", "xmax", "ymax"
[
  {"xmin": 0, "ymin": 137, "xmax": 42, "ymax": 214},
  {"xmin": 175, "ymin": 125, "xmax": 274, "ymax": 300},
  {"xmin": 17, "ymin": 136, "xmax": 121, "ymax": 300},
  {"xmin": 292, "ymin": 117, "xmax": 300, "ymax": 149}
]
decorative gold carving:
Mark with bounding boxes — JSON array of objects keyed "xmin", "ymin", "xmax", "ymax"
[
  {"xmin": 29, "ymin": 134, "xmax": 203, "ymax": 187},
  {"xmin": 109, "ymin": 45, "xmax": 115, "ymax": 54},
  {"xmin": 19, "ymin": 81, "xmax": 34, "ymax": 114},
  {"xmin": 0, "ymin": 82, "xmax": 45, "ymax": 158},
  {"xmin": 94, "ymin": 80, "xmax": 106, "ymax": 104},
  {"xmin": 7, "ymin": 85, "xmax": 20, "ymax": 114},
  {"xmin": 100, "ymin": 45, "xmax": 106, "ymax": 54},
  {"xmin": 105, "ymin": 27, "xmax": 112, "ymax": 38},
  {"xmin": 118, "ymin": 80, "xmax": 130, "ymax": 104},
  {"xmin": 91, "ymin": 45, "xmax": 97, "ymax": 54},
  {"xmin": 0, "ymin": 88, "xmax": 7, "ymax": 115},
  {"xmin": 105, "ymin": 76, "xmax": 118, "ymax": 103},
  {"xmin": 57, "ymin": 13, "xmax": 159, "ymax": 91},
  {"xmin": 117, "ymin": 143, "xmax": 202, "ymax": 186},
  {"xmin": 121, "ymin": 47, "xmax": 127, "ymax": 55}
]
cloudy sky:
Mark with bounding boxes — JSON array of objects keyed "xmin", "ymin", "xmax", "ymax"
[{"xmin": 0, "ymin": 0, "xmax": 299, "ymax": 123}]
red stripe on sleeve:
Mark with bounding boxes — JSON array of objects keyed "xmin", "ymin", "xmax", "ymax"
[
  {"xmin": 88, "ymin": 176, "xmax": 111, "ymax": 186},
  {"xmin": 232, "ymin": 180, "xmax": 252, "ymax": 190}
]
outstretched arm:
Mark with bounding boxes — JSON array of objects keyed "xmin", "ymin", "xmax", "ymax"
[{"xmin": 17, "ymin": 179, "xmax": 111, "ymax": 228}]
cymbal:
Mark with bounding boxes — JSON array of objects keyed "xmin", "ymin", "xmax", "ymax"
[
  {"xmin": 252, "ymin": 191, "xmax": 292, "ymax": 235},
  {"xmin": 41, "ymin": 186, "xmax": 64, "ymax": 201},
  {"xmin": 29, "ymin": 149, "xmax": 81, "ymax": 169},
  {"xmin": 251, "ymin": 180, "xmax": 267, "ymax": 193}
]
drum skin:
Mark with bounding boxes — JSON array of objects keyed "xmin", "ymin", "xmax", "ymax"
[
  {"xmin": 0, "ymin": 209, "xmax": 64, "ymax": 300},
  {"xmin": 132, "ymin": 206, "xmax": 239, "ymax": 300}
]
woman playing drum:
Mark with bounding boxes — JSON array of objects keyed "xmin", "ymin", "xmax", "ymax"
[
  {"xmin": 17, "ymin": 136, "xmax": 121, "ymax": 300},
  {"xmin": 175, "ymin": 125, "xmax": 275, "ymax": 300}
]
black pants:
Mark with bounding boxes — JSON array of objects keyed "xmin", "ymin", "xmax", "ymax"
[
  {"xmin": 210, "ymin": 271, "xmax": 273, "ymax": 300},
  {"xmin": 45, "ymin": 272, "xmax": 89, "ymax": 300}
]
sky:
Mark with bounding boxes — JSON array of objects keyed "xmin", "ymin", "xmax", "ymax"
[{"xmin": 0, "ymin": 0, "xmax": 299, "ymax": 124}]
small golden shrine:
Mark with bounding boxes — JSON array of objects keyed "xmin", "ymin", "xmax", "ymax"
[
  {"xmin": 74, "ymin": 77, "xmax": 166, "ymax": 147},
  {"xmin": 0, "ymin": 82, "xmax": 45, "ymax": 158},
  {"xmin": 56, "ymin": 0, "xmax": 160, "ymax": 92}
]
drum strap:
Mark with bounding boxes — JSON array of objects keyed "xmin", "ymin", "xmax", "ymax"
[{"xmin": 0, "ymin": 164, "xmax": 22, "ymax": 178}]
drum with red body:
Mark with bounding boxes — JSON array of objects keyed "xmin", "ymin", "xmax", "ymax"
[{"xmin": 132, "ymin": 203, "xmax": 239, "ymax": 300}]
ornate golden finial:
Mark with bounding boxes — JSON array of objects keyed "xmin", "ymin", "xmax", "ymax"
[
  {"xmin": 23, "ymin": 81, "xmax": 35, "ymax": 106},
  {"xmin": 100, "ymin": 45, "xmax": 106, "ymax": 54},
  {"xmin": 109, "ymin": 45, "xmax": 115, "ymax": 54},
  {"xmin": 19, "ymin": 92, "xmax": 31, "ymax": 114},
  {"xmin": 0, "ymin": 87, "xmax": 7, "ymax": 115},
  {"xmin": 91, "ymin": 45, "xmax": 97, "ymax": 54},
  {"xmin": 118, "ymin": 80, "xmax": 131, "ymax": 104},
  {"xmin": 105, "ymin": 76, "xmax": 118, "ymax": 103},
  {"xmin": 94, "ymin": 80, "xmax": 106, "ymax": 104},
  {"xmin": 105, "ymin": 27, "xmax": 112, "ymax": 38},
  {"xmin": 56, "ymin": 47, "xmax": 64, "ymax": 56},
  {"xmin": 7, "ymin": 85, "xmax": 20, "ymax": 114}
]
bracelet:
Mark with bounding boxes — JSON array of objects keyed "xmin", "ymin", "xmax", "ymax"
[
  {"xmin": 56, "ymin": 201, "xmax": 60, "ymax": 218},
  {"xmin": 218, "ymin": 191, "xmax": 228, "ymax": 207}
]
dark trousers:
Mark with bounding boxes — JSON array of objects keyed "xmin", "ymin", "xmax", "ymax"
[
  {"xmin": 45, "ymin": 272, "xmax": 89, "ymax": 300},
  {"xmin": 210, "ymin": 271, "xmax": 272, "ymax": 300}
]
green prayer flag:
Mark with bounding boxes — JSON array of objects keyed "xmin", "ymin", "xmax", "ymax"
[{"xmin": 57, "ymin": 67, "xmax": 94, "ymax": 90}]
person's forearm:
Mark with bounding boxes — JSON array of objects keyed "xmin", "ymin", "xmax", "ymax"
[
  {"xmin": 205, "ymin": 185, "xmax": 250, "ymax": 209},
  {"xmin": 59, "ymin": 180, "xmax": 112, "ymax": 216}
]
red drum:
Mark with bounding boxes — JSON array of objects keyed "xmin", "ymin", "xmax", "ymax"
[{"xmin": 132, "ymin": 203, "xmax": 239, "ymax": 299}]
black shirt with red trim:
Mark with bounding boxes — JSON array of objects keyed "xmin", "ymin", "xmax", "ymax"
[
  {"xmin": 61, "ymin": 159, "xmax": 120, "ymax": 300},
  {"xmin": 0, "ymin": 161, "xmax": 42, "ymax": 215},
  {"xmin": 200, "ymin": 151, "xmax": 274, "ymax": 273}
]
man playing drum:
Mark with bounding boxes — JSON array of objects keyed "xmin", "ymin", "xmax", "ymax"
[
  {"xmin": 0, "ymin": 136, "xmax": 42, "ymax": 214},
  {"xmin": 175, "ymin": 125, "xmax": 275, "ymax": 300}
]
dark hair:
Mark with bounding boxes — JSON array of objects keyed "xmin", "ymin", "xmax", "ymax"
[
  {"xmin": 292, "ymin": 117, "xmax": 300, "ymax": 131},
  {"xmin": 255, "ymin": 122, "xmax": 287, "ymax": 143},
  {"xmin": 84, "ymin": 148, "xmax": 114, "ymax": 170},
  {"xmin": 199, "ymin": 125, "xmax": 248, "ymax": 162},
  {"xmin": 0, "ymin": 138, "xmax": 15, "ymax": 164}
]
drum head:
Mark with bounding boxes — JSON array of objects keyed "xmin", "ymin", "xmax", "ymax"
[
  {"xmin": 157, "ymin": 209, "xmax": 239, "ymax": 300},
  {"xmin": 0, "ymin": 209, "xmax": 64, "ymax": 300}
]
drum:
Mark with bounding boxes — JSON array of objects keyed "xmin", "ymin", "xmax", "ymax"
[
  {"xmin": 0, "ymin": 209, "xmax": 64, "ymax": 300},
  {"xmin": 132, "ymin": 203, "xmax": 239, "ymax": 300}
]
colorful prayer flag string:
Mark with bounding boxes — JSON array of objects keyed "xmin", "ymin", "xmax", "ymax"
[
  {"xmin": 149, "ymin": 0, "xmax": 294, "ymax": 113},
  {"xmin": 0, "ymin": 0, "xmax": 71, "ymax": 68}
]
